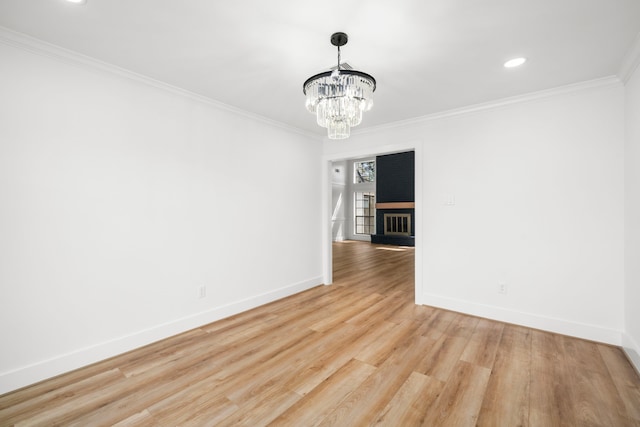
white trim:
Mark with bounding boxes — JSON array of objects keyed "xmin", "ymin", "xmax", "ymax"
[
  {"xmin": 622, "ymin": 332, "xmax": 640, "ymax": 376},
  {"xmin": 322, "ymin": 160, "xmax": 333, "ymax": 284},
  {"xmin": 1, "ymin": 25, "xmax": 627, "ymax": 141},
  {"xmin": 0, "ymin": 276, "xmax": 322, "ymax": 395},
  {"xmin": 619, "ymin": 32, "xmax": 640, "ymax": 84},
  {"xmin": 420, "ymin": 292, "xmax": 623, "ymax": 345},
  {"xmin": 351, "ymin": 76, "xmax": 622, "ymax": 137},
  {"xmin": 413, "ymin": 147, "xmax": 424, "ymax": 304},
  {"xmin": 0, "ymin": 25, "xmax": 321, "ymax": 141}
]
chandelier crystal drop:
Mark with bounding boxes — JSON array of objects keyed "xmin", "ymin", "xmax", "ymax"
[{"xmin": 303, "ymin": 32, "xmax": 376, "ymax": 139}]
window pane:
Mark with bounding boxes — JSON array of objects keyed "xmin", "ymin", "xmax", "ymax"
[
  {"xmin": 354, "ymin": 191, "xmax": 376, "ymax": 235},
  {"xmin": 354, "ymin": 161, "xmax": 375, "ymax": 183}
]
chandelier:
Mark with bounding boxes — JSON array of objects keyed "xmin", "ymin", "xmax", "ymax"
[{"xmin": 303, "ymin": 32, "xmax": 376, "ymax": 139}]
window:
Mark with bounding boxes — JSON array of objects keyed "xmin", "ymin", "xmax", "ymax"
[
  {"xmin": 354, "ymin": 160, "xmax": 375, "ymax": 183},
  {"xmin": 355, "ymin": 192, "xmax": 375, "ymax": 235}
]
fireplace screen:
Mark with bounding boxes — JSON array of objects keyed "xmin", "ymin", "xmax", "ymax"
[{"xmin": 383, "ymin": 213, "xmax": 411, "ymax": 236}]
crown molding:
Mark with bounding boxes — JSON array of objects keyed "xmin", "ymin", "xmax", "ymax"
[
  {"xmin": 352, "ymin": 76, "xmax": 622, "ymax": 137},
  {"xmin": 1, "ymin": 24, "xmax": 627, "ymax": 142},
  {"xmin": 619, "ymin": 31, "xmax": 640, "ymax": 84},
  {"xmin": 0, "ymin": 26, "xmax": 321, "ymax": 141}
]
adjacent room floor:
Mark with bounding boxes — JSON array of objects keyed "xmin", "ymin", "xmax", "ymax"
[{"xmin": 1, "ymin": 241, "xmax": 639, "ymax": 425}]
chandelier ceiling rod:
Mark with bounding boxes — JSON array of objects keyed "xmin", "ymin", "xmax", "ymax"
[{"xmin": 331, "ymin": 32, "xmax": 347, "ymax": 71}]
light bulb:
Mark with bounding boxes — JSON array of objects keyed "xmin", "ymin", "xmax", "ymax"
[{"xmin": 504, "ymin": 57, "xmax": 526, "ymax": 68}]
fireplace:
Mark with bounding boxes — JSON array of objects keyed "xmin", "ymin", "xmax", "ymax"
[
  {"xmin": 370, "ymin": 151, "xmax": 415, "ymax": 246},
  {"xmin": 383, "ymin": 213, "xmax": 411, "ymax": 236}
]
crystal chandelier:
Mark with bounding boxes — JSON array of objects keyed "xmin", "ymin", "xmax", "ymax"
[{"xmin": 303, "ymin": 32, "xmax": 376, "ymax": 139}]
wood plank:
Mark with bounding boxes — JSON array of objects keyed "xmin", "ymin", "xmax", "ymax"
[
  {"xmin": 477, "ymin": 324, "xmax": 532, "ymax": 426},
  {"xmin": 216, "ymin": 388, "xmax": 300, "ymax": 427},
  {"xmin": 0, "ymin": 369, "xmax": 125, "ymax": 425},
  {"xmin": 415, "ymin": 328, "xmax": 471, "ymax": 382},
  {"xmin": 421, "ymin": 360, "xmax": 492, "ymax": 426},
  {"xmin": 308, "ymin": 292, "xmax": 384, "ymax": 332},
  {"xmin": 460, "ymin": 318, "xmax": 504, "ymax": 369},
  {"xmin": 111, "ymin": 409, "xmax": 161, "ymax": 427},
  {"xmin": 149, "ymin": 391, "xmax": 240, "ymax": 426},
  {"xmin": 269, "ymin": 358, "xmax": 376, "ymax": 426},
  {"xmin": 318, "ymin": 334, "xmax": 432, "ymax": 425},
  {"xmin": 418, "ymin": 308, "xmax": 458, "ymax": 341},
  {"xmin": 345, "ymin": 292, "xmax": 408, "ymax": 327},
  {"xmin": 559, "ymin": 335, "xmax": 631, "ymax": 426},
  {"xmin": 354, "ymin": 319, "xmax": 421, "ymax": 366},
  {"xmin": 283, "ymin": 320, "xmax": 396, "ymax": 396},
  {"xmin": 598, "ymin": 344, "xmax": 640, "ymax": 423},
  {"xmin": 528, "ymin": 329, "xmax": 576, "ymax": 426},
  {"xmin": 223, "ymin": 322, "xmax": 356, "ymax": 403},
  {"xmin": 118, "ymin": 328, "xmax": 212, "ymax": 377},
  {"xmin": 373, "ymin": 371, "xmax": 444, "ymax": 425}
]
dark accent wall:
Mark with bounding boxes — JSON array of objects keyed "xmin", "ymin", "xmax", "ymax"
[
  {"xmin": 372, "ymin": 151, "xmax": 415, "ymax": 246},
  {"xmin": 376, "ymin": 151, "xmax": 415, "ymax": 203}
]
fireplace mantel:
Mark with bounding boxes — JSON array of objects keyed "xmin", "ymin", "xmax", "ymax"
[{"xmin": 376, "ymin": 202, "xmax": 415, "ymax": 209}]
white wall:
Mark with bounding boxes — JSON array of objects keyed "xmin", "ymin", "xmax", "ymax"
[
  {"xmin": 0, "ymin": 40, "xmax": 323, "ymax": 393},
  {"xmin": 325, "ymin": 80, "xmax": 625, "ymax": 344},
  {"xmin": 624, "ymin": 60, "xmax": 640, "ymax": 371}
]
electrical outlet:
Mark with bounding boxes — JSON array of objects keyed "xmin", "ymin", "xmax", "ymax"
[
  {"xmin": 198, "ymin": 286, "xmax": 206, "ymax": 299},
  {"xmin": 498, "ymin": 283, "xmax": 508, "ymax": 295}
]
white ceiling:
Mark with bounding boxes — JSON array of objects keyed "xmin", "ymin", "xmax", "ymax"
[{"xmin": 1, "ymin": 0, "xmax": 639, "ymax": 137}]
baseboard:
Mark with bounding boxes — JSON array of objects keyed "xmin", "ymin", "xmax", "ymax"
[
  {"xmin": 0, "ymin": 276, "xmax": 322, "ymax": 395},
  {"xmin": 622, "ymin": 332, "xmax": 640, "ymax": 375},
  {"xmin": 418, "ymin": 293, "xmax": 623, "ymax": 345}
]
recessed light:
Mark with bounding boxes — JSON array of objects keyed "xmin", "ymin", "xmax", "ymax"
[
  {"xmin": 66, "ymin": 0, "xmax": 87, "ymax": 4},
  {"xmin": 504, "ymin": 57, "xmax": 527, "ymax": 68}
]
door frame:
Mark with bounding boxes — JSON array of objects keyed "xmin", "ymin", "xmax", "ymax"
[{"xmin": 321, "ymin": 140, "xmax": 423, "ymax": 304}]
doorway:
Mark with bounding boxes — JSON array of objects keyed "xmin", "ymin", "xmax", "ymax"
[{"xmin": 323, "ymin": 145, "xmax": 422, "ymax": 304}]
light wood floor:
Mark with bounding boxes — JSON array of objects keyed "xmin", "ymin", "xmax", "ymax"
[{"xmin": 1, "ymin": 241, "xmax": 640, "ymax": 426}]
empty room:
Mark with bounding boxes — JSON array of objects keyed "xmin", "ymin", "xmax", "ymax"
[{"xmin": 1, "ymin": 0, "xmax": 640, "ymax": 425}]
